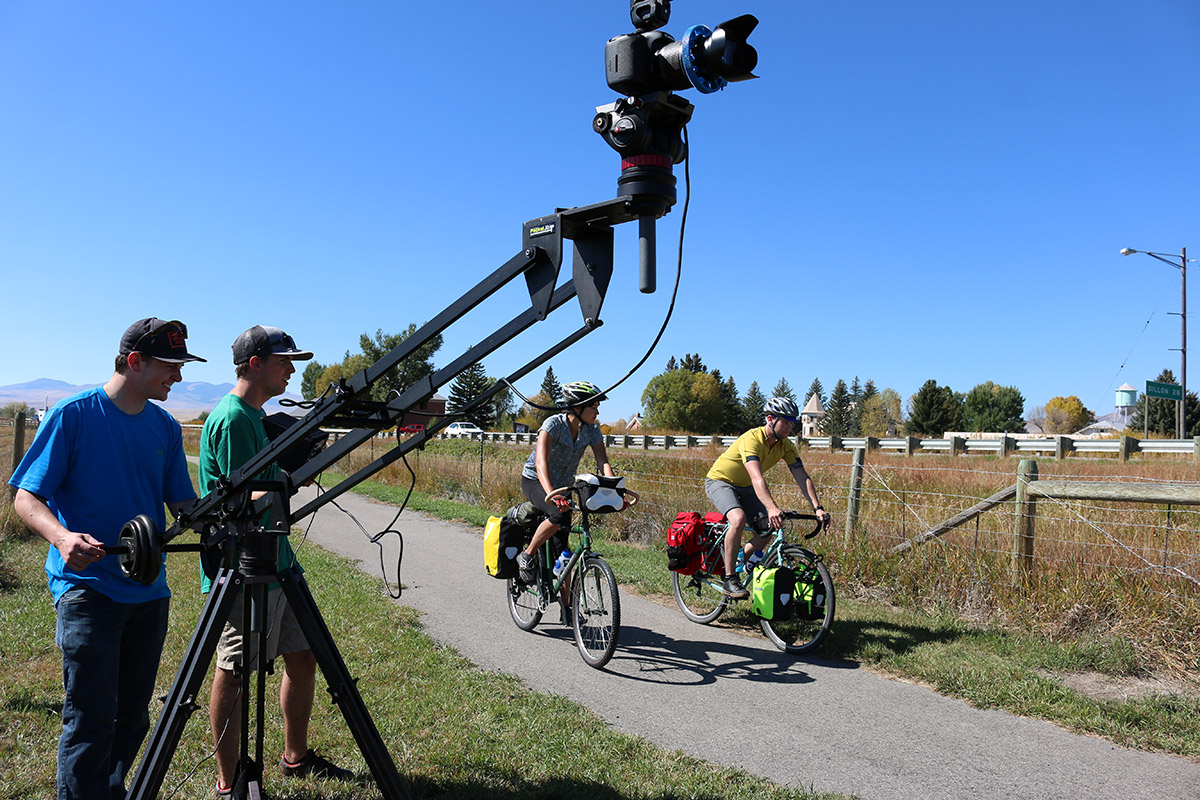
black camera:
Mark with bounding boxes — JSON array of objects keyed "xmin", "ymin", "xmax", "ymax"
[
  {"xmin": 262, "ymin": 412, "xmax": 330, "ymax": 474},
  {"xmin": 604, "ymin": 3, "xmax": 758, "ymax": 97}
]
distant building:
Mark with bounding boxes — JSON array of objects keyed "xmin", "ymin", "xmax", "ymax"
[{"xmin": 800, "ymin": 394, "xmax": 825, "ymax": 438}]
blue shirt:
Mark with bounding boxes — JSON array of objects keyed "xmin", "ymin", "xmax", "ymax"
[
  {"xmin": 9, "ymin": 387, "xmax": 196, "ymax": 604},
  {"xmin": 521, "ymin": 413, "xmax": 603, "ymax": 490}
]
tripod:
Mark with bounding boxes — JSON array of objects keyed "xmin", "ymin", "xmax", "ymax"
[{"xmin": 126, "ymin": 485, "xmax": 410, "ymax": 800}]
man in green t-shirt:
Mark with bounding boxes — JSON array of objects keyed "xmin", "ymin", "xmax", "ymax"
[
  {"xmin": 199, "ymin": 325, "xmax": 351, "ymax": 797},
  {"xmin": 705, "ymin": 396, "xmax": 830, "ymax": 598}
]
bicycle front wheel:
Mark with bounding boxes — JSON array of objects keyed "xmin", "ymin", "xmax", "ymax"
[
  {"xmin": 759, "ymin": 545, "xmax": 835, "ymax": 654},
  {"xmin": 671, "ymin": 570, "xmax": 727, "ymax": 624},
  {"xmin": 572, "ymin": 556, "xmax": 620, "ymax": 668},
  {"xmin": 507, "ymin": 577, "xmax": 543, "ymax": 631}
]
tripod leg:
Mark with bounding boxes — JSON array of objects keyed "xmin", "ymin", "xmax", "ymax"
[
  {"xmin": 277, "ymin": 567, "xmax": 411, "ymax": 800},
  {"xmin": 126, "ymin": 568, "xmax": 244, "ymax": 800}
]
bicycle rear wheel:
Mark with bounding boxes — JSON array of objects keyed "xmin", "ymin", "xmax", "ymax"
[
  {"xmin": 758, "ymin": 545, "xmax": 835, "ymax": 654},
  {"xmin": 572, "ymin": 556, "xmax": 620, "ymax": 668},
  {"xmin": 671, "ymin": 570, "xmax": 727, "ymax": 624},
  {"xmin": 507, "ymin": 577, "xmax": 543, "ymax": 631}
]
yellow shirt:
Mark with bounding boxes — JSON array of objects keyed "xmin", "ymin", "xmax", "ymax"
[{"xmin": 706, "ymin": 426, "xmax": 800, "ymax": 487}]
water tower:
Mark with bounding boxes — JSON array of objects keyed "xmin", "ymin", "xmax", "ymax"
[{"xmin": 1115, "ymin": 383, "xmax": 1137, "ymax": 422}]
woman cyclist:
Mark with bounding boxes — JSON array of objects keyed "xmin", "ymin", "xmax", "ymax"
[{"xmin": 516, "ymin": 381, "xmax": 616, "ymax": 613}]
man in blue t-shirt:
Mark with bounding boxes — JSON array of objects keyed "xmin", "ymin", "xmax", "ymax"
[{"xmin": 10, "ymin": 318, "xmax": 204, "ymax": 800}]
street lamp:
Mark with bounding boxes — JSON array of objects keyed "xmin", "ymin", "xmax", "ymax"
[{"xmin": 1121, "ymin": 246, "xmax": 1191, "ymax": 438}]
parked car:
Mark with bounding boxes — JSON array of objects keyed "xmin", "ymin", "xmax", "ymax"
[
  {"xmin": 444, "ymin": 421, "xmax": 484, "ymax": 436},
  {"xmin": 397, "ymin": 424, "xmax": 424, "ymax": 434}
]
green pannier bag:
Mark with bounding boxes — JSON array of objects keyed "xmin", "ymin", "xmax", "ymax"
[
  {"xmin": 750, "ymin": 565, "xmax": 795, "ymax": 621},
  {"xmin": 794, "ymin": 567, "xmax": 828, "ymax": 621}
]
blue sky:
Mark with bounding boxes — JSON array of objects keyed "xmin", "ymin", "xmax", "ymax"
[{"xmin": 2, "ymin": 1, "xmax": 1198, "ymax": 424}]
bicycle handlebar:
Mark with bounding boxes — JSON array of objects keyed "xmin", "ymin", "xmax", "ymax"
[{"xmin": 752, "ymin": 511, "xmax": 827, "ymax": 540}]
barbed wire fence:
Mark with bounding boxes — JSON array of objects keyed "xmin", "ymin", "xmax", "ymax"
[{"xmin": 380, "ymin": 441, "xmax": 1199, "ymax": 663}]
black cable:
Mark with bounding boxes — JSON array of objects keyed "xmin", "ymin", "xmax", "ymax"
[
  {"xmin": 309, "ymin": 457, "xmax": 415, "ymax": 600},
  {"xmin": 506, "ymin": 126, "xmax": 692, "ymax": 413}
]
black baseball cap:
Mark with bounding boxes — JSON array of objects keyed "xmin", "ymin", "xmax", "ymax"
[
  {"xmin": 119, "ymin": 318, "xmax": 207, "ymax": 364},
  {"xmin": 232, "ymin": 325, "xmax": 314, "ymax": 364}
]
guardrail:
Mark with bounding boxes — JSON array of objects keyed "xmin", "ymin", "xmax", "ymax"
[
  {"xmin": 191, "ymin": 420, "xmax": 1198, "ymax": 462},
  {"xmin": 434, "ymin": 429, "xmax": 1200, "ymax": 461}
]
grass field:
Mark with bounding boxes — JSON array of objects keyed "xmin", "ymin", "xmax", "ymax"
[
  {"xmin": 0, "ymin": 461, "xmax": 847, "ymax": 800},
  {"xmin": 3, "ymin": 429, "xmax": 1198, "ymax": 799}
]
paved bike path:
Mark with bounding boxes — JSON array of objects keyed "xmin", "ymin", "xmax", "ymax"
[{"xmin": 291, "ymin": 487, "xmax": 1200, "ymax": 800}]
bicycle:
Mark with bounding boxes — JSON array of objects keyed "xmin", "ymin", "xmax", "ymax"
[
  {"xmin": 671, "ymin": 511, "xmax": 835, "ymax": 654},
  {"xmin": 506, "ymin": 475, "xmax": 638, "ymax": 669}
]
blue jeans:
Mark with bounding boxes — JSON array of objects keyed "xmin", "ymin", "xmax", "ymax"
[{"xmin": 54, "ymin": 585, "xmax": 170, "ymax": 800}]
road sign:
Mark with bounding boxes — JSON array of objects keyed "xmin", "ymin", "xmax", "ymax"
[{"xmin": 1145, "ymin": 380, "xmax": 1183, "ymax": 402}]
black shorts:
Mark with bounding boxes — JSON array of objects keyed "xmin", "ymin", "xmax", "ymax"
[{"xmin": 521, "ymin": 475, "xmax": 572, "ymax": 550}]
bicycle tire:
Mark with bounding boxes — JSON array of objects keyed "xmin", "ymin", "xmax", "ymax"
[
  {"xmin": 506, "ymin": 577, "xmax": 543, "ymax": 631},
  {"xmin": 758, "ymin": 545, "xmax": 835, "ymax": 654},
  {"xmin": 671, "ymin": 570, "xmax": 728, "ymax": 624},
  {"xmin": 572, "ymin": 556, "xmax": 620, "ymax": 668}
]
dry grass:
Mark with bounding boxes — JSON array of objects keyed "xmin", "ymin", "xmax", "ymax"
[{"xmin": 324, "ymin": 437, "xmax": 1200, "ymax": 676}]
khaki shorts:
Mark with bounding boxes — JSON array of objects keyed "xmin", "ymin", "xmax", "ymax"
[{"xmin": 215, "ymin": 587, "xmax": 309, "ymax": 672}]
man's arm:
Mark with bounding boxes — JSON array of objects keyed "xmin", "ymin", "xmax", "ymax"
[
  {"xmin": 745, "ymin": 458, "xmax": 784, "ymax": 530},
  {"xmin": 789, "ymin": 460, "xmax": 831, "ymax": 527},
  {"xmin": 13, "ymin": 488, "xmax": 105, "ymax": 572}
]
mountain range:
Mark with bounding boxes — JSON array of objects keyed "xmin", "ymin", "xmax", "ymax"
[{"xmin": 0, "ymin": 378, "xmax": 302, "ymax": 420}]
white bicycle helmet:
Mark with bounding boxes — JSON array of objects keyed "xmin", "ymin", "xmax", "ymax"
[
  {"xmin": 562, "ymin": 380, "xmax": 606, "ymax": 406},
  {"xmin": 764, "ymin": 396, "xmax": 799, "ymax": 420}
]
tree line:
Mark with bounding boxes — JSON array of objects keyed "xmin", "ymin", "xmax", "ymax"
[{"xmin": 296, "ymin": 332, "xmax": 1198, "ymax": 439}]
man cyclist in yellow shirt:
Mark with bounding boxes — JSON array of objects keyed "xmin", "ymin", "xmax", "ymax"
[{"xmin": 705, "ymin": 397, "xmax": 831, "ymax": 598}]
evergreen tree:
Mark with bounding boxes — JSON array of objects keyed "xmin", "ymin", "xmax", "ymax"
[
  {"xmin": 906, "ymin": 379, "xmax": 963, "ymax": 436},
  {"xmin": 540, "ymin": 366, "xmax": 562, "ymax": 406},
  {"xmin": 741, "ymin": 381, "xmax": 767, "ymax": 429},
  {"xmin": 820, "ymin": 379, "xmax": 854, "ymax": 436},
  {"xmin": 847, "ymin": 376, "xmax": 863, "ymax": 435},
  {"xmin": 664, "ymin": 356, "xmax": 678, "ymax": 372},
  {"xmin": 715, "ymin": 372, "xmax": 744, "ymax": 434},
  {"xmin": 962, "ymin": 381, "xmax": 1026, "ymax": 432},
  {"xmin": 806, "ymin": 377, "xmax": 825, "ymax": 409},
  {"xmin": 447, "ymin": 362, "xmax": 495, "ymax": 429},
  {"xmin": 680, "ymin": 353, "xmax": 707, "ymax": 373},
  {"xmin": 771, "ymin": 377, "xmax": 796, "ymax": 403}
]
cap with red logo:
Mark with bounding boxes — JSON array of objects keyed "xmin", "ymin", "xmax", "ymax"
[{"xmin": 119, "ymin": 318, "xmax": 207, "ymax": 364}]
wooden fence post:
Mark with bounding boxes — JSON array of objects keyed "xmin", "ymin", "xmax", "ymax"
[
  {"xmin": 11, "ymin": 411, "xmax": 27, "ymax": 476},
  {"xmin": 997, "ymin": 434, "xmax": 1011, "ymax": 458},
  {"xmin": 1119, "ymin": 435, "xmax": 1137, "ymax": 462},
  {"xmin": 1194, "ymin": 436, "xmax": 1200, "ymax": 465},
  {"xmin": 905, "ymin": 436, "xmax": 919, "ymax": 457},
  {"xmin": 949, "ymin": 436, "xmax": 964, "ymax": 456},
  {"xmin": 828, "ymin": 435, "xmax": 842, "ymax": 452},
  {"xmin": 1054, "ymin": 435, "xmax": 1073, "ymax": 460},
  {"xmin": 844, "ymin": 447, "xmax": 865, "ymax": 543},
  {"xmin": 1012, "ymin": 459, "xmax": 1038, "ymax": 585}
]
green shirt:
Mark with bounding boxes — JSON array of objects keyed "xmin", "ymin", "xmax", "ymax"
[{"xmin": 198, "ymin": 393, "xmax": 299, "ymax": 593}]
